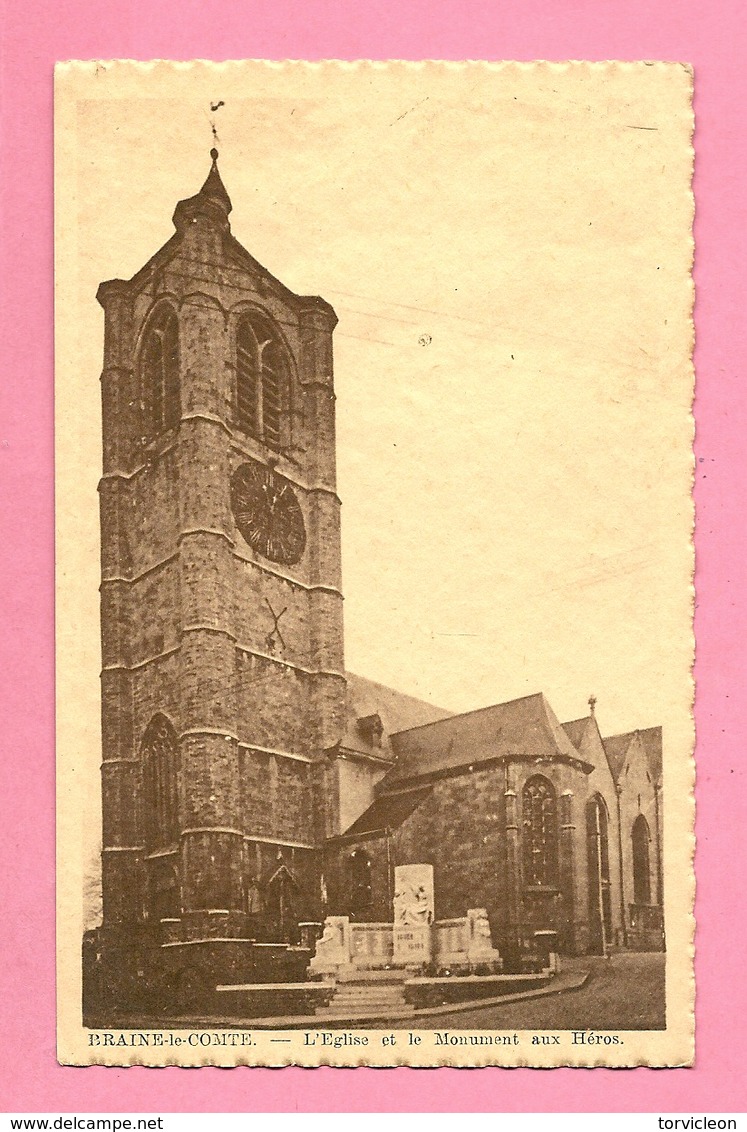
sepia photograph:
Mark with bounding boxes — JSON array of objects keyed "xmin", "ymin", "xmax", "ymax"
[{"xmin": 54, "ymin": 59, "xmax": 694, "ymax": 1067}]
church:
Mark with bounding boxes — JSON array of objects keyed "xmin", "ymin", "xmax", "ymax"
[{"xmin": 89, "ymin": 151, "xmax": 664, "ymax": 1009}]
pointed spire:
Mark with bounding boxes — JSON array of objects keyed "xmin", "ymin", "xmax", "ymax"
[
  {"xmin": 199, "ymin": 148, "xmax": 232, "ymax": 213},
  {"xmin": 173, "ymin": 148, "xmax": 232, "ymax": 231}
]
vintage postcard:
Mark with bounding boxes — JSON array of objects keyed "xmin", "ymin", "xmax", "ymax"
[{"xmin": 55, "ymin": 59, "xmax": 694, "ymax": 1067}]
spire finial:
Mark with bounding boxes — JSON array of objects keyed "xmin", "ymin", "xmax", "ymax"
[
  {"xmin": 588, "ymin": 695, "xmax": 597, "ymax": 717},
  {"xmin": 172, "ymin": 145, "xmax": 232, "ymax": 231}
]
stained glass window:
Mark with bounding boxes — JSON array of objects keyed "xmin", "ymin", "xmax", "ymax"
[
  {"xmin": 522, "ymin": 775, "xmax": 559, "ymax": 887},
  {"xmin": 632, "ymin": 813, "xmax": 651, "ymax": 905},
  {"xmin": 586, "ymin": 794, "xmax": 613, "ymax": 952}
]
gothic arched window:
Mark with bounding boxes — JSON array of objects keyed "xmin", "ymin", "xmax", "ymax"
[
  {"xmin": 141, "ymin": 714, "xmax": 179, "ymax": 852},
  {"xmin": 522, "ymin": 775, "xmax": 559, "ymax": 887},
  {"xmin": 349, "ymin": 849, "xmax": 373, "ymax": 918},
  {"xmin": 586, "ymin": 794, "xmax": 611, "ymax": 885},
  {"xmin": 586, "ymin": 794, "xmax": 613, "ymax": 953},
  {"xmin": 139, "ymin": 306, "xmax": 180, "ymax": 439},
  {"xmin": 235, "ymin": 312, "xmax": 286, "ymax": 449},
  {"xmin": 632, "ymin": 813, "xmax": 652, "ymax": 905}
]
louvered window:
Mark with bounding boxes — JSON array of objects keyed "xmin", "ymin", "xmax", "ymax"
[
  {"xmin": 140, "ymin": 306, "xmax": 180, "ymax": 439},
  {"xmin": 236, "ymin": 314, "xmax": 286, "ymax": 449}
]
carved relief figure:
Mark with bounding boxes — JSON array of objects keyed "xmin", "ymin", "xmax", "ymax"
[{"xmin": 394, "ymin": 881, "xmax": 434, "ymax": 925}]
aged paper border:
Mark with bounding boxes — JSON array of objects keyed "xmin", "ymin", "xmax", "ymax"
[{"xmin": 53, "ymin": 58, "xmax": 694, "ymax": 1070}]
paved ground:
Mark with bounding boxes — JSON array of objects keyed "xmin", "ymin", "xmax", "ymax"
[
  {"xmin": 384, "ymin": 953, "xmax": 665, "ymax": 1032},
  {"xmin": 92, "ymin": 952, "xmax": 665, "ymax": 1033}
]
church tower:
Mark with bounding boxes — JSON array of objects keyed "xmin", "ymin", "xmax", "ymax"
[{"xmin": 96, "ymin": 151, "xmax": 345, "ymax": 971}]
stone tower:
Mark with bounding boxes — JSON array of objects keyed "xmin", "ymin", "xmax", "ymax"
[{"xmin": 96, "ymin": 151, "xmax": 345, "ymax": 976}]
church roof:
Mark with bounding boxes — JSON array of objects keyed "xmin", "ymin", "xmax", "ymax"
[
  {"xmin": 638, "ymin": 726, "xmax": 663, "ymax": 784},
  {"xmin": 199, "ymin": 150, "xmax": 233, "ymax": 212},
  {"xmin": 172, "ymin": 148, "xmax": 233, "ymax": 229},
  {"xmin": 385, "ymin": 692, "xmax": 591, "ymax": 786},
  {"xmin": 602, "ymin": 733, "xmax": 632, "ymax": 782},
  {"xmin": 561, "ymin": 713, "xmax": 617, "ymax": 782},
  {"xmin": 176, "ymin": 148, "xmax": 232, "ymax": 213},
  {"xmin": 100, "ymin": 151, "xmax": 336, "ymax": 322},
  {"xmin": 562, "ymin": 716, "xmax": 590, "ymax": 749},
  {"xmin": 602, "ymin": 726, "xmax": 663, "ymax": 785},
  {"xmin": 340, "ymin": 784, "xmax": 434, "ymax": 838},
  {"xmin": 342, "ymin": 672, "xmax": 453, "ymax": 757}
]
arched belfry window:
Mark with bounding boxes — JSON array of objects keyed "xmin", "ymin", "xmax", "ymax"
[
  {"xmin": 522, "ymin": 775, "xmax": 559, "ymax": 887},
  {"xmin": 141, "ymin": 714, "xmax": 179, "ymax": 852},
  {"xmin": 139, "ymin": 306, "xmax": 180, "ymax": 438},
  {"xmin": 235, "ymin": 312, "xmax": 287, "ymax": 449},
  {"xmin": 632, "ymin": 813, "xmax": 652, "ymax": 905}
]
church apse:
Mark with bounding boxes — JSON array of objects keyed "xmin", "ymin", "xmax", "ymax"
[{"xmin": 323, "ymin": 691, "xmax": 661, "ymax": 966}]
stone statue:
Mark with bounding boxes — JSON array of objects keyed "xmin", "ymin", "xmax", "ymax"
[
  {"xmin": 466, "ymin": 907, "xmax": 502, "ymax": 968},
  {"xmin": 308, "ymin": 915, "xmax": 351, "ymax": 975},
  {"xmin": 472, "ymin": 909, "xmax": 493, "ymax": 946},
  {"xmin": 316, "ymin": 919, "xmax": 341, "ymax": 955}
]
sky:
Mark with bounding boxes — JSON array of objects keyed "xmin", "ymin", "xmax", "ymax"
[{"xmin": 56, "ymin": 61, "xmax": 694, "ymax": 839}]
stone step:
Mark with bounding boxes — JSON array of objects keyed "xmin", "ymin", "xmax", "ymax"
[
  {"xmin": 335, "ymin": 968, "xmax": 408, "ymax": 984},
  {"xmin": 315, "ymin": 1004, "xmax": 415, "ymax": 1019},
  {"xmin": 330, "ymin": 996, "xmax": 405, "ymax": 1005},
  {"xmin": 332, "ymin": 985, "xmax": 407, "ymax": 997},
  {"xmin": 316, "ymin": 974, "xmax": 411, "ymax": 1018}
]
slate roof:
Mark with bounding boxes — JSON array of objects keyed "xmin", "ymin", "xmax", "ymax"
[
  {"xmin": 342, "ymin": 672, "xmax": 453, "ymax": 757},
  {"xmin": 385, "ymin": 692, "xmax": 590, "ymax": 785},
  {"xmin": 562, "ymin": 717, "xmax": 590, "ymax": 750},
  {"xmin": 102, "ymin": 153, "xmax": 336, "ymax": 323},
  {"xmin": 602, "ymin": 726, "xmax": 663, "ymax": 785},
  {"xmin": 636, "ymin": 726, "xmax": 663, "ymax": 785},
  {"xmin": 340, "ymin": 785, "xmax": 434, "ymax": 837},
  {"xmin": 562, "ymin": 714, "xmax": 619, "ymax": 781},
  {"xmin": 603, "ymin": 733, "xmax": 633, "ymax": 782},
  {"xmin": 174, "ymin": 149, "xmax": 233, "ymax": 218}
]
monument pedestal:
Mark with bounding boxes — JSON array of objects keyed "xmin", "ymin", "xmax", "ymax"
[
  {"xmin": 393, "ymin": 924, "xmax": 432, "ymax": 966},
  {"xmin": 307, "ymin": 873, "xmax": 506, "ymax": 984},
  {"xmin": 392, "ymin": 863, "xmax": 435, "ymax": 968}
]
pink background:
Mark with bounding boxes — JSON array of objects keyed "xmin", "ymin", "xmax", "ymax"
[{"xmin": 1, "ymin": 0, "xmax": 744, "ymax": 1113}]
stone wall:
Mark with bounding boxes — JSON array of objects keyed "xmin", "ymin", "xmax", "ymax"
[
  {"xmin": 324, "ymin": 766, "xmax": 510, "ymax": 936},
  {"xmin": 97, "ymin": 182, "xmax": 345, "ymax": 947},
  {"xmin": 325, "ymin": 757, "xmax": 628, "ymax": 962},
  {"xmin": 616, "ymin": 734, "xmax": 663, "ymax": 947}
]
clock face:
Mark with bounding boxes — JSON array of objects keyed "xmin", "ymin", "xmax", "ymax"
[{"xmin": 230, "ymin": 460, "xmax": 306, "ymax": 566}]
